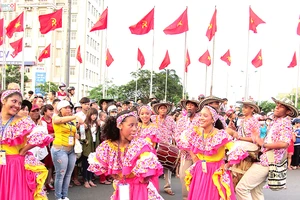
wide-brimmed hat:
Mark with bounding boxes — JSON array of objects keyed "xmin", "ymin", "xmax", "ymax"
[
  {"xmin": 22, "ymin": 100, "xmax": 32, "ymax": 111},
  {"xmin": 180, "ymin": 99, "xmax": 200, "ymax": 112},
  {"xmin": 271, "ymin": 97, "xmax": 298, "ymax": 118},
  {"xmin": 152, "ymin": 102, "xmax": 173, "ymax": 115},
  {"xmin": 236, "ymin": 100, "xmax": 260, "ymax": 113},
  {"xmin": 199, "ymin": 96, "xmax": 225, "ymax": 110}
]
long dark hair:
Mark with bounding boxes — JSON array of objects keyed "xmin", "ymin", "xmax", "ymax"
[
  {"xmin": 84, "ymin": 108, "xmax": 100, "ymax": 131},
  {"xmin": 102, "ymin": 110, "xmax": 131, "ymax": 142}
]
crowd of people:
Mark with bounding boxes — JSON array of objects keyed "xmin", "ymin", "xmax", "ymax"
[{"xmin": 0, "ymin": 82, "xmax": 299, "ymax": 200}]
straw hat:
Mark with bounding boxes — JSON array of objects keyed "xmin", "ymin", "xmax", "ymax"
[
  {"xmin": 271, "ymin": 97, "xmax": 298, "ymax": 118},
  {"xmin": 236, "ymin": 100, "xmax": 260, "ymax": 113},
  {"xmin": 199, "ymin": 96, "xmax": 225, "ymax": 110},
  {"xmin": 152, "ymin": 102, "xmax": 173, "ymax": 115},
  {"xmin": 180, "ymin": 99, "xmax": 200, "ymax": 112}
]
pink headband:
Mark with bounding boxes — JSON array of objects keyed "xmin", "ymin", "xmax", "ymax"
[
  {"xmin": 1, "ymin": 90, "xmax": 22, "ymax": 101},
  {"xmin": 116, "ymin": 112, "xmax": 137, "ymax": 126},
  {"xmin": 204, "ymin": 105, "xmax": 219, "ymax": 123},
  {"xmin": 138, "ymin": 105, "xmax": 152, "ymax": 115}
]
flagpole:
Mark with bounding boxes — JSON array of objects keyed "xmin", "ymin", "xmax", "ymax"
[
  {"xmin": 258, "ymin": 68, "xmax": 262, "ymax": 105},
  {"xmin": 103, "ymin": 27, "xmax": 108, "ymax": 98},
  {"xmin": 150, "ymin": 24, "xmax": 155, "ymax": 97},
  {"xmin": 20, "ymin": 10, "xmax": 26, "ymax": 95},
  {"xmin": 183, "ymin": 31, "xmax": 187, "ymax": 99},
  {"xmin": 244, "ymin": 30, "xmax": 250, "ymax": 100},
  {"xmin": 210, "ymin": 36, "xmax": 216, "ymax": 96},
  {"xmin": 205, "ymin": 65, "xmax": 208, "ymax": 96},
  {"xmin": 226, "ymin": 66, "xmax": 229, "ymax": 98},
  {"xmin": 1, "ymin": 17, "xmax": 6, "ymax": 90},
  {"xmin": 99, "ymin": 0, "xmax": 105, "ymax": 98},
  {"xmin": 135, "ymin": 61, "xmax": 139, "ymax": 102},
  {"xmin": 164, "ymin": 69, "xmax": 168, "ymax": 101},
  {"xmin": 295, "ymin": 44, "xmax": 300, "ymax": 108}
]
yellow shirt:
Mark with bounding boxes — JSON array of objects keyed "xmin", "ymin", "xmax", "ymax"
[{"xmin": 53, "ymin": 116, "xmax": 77, "ymax": 146}]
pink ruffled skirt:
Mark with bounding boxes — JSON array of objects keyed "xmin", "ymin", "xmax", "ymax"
[
  {"xmin": 187, "ymin": 160, "xmax": 236, "ymax": 200},
  {"xmin": 0, "ymin": 155, "xmax": 37, "ymax": 200}
]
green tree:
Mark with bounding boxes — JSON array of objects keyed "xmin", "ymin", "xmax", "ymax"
[
  {"xmin": 259, "ymin": 101, "xmax": 276, "ymax": 113},
  {"xmin": 0, "ymin": 65, "xmax": 29, "ymax": 89},
  {"xmin": 37, "ymin": 81, "xmax": 59, "ymax": 94},
  {"xmin": 89, "ymin": 85, "xmax": 103, "ymax": 101}
]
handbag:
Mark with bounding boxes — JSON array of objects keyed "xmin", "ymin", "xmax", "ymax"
[
  {"xmin": 266, "ymin": 123, "xmax": 287, "ymax": 191},
  {"xmin": 74, "ymin": 138, "xmax": 82, "ymax": 159}
]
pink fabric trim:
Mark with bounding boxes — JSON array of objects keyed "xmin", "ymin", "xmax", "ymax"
[
  {"xmin": 190, "ymin": 138, "xmax": 231, "ymax": 156},
  {"xmin": 2, "ymin": 125, "xmax": 34, "ymax": 146},
  {"xmin": 228, "ymin": 152, "xmax": 249, "ymax": 165}
]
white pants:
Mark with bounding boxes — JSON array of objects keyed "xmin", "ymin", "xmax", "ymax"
[
  {"xmin": 179, "ymin": 158, "xmax": 193, "ymax": 199},
  {"xmin": 235, "ymin": 163, "xmax": 269, "ymax": 200},
  {"xmin": 164, "ymin": 168, "xmax": 172, "ymax": 187}
]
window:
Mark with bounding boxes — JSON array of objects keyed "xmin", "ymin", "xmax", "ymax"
[
  {"xmin": 70, "ymin": 31, "xmax": 76, "ymax": 40},
  {"xmin": 86, "ymin": 52, "xmax": 89, "ymax": 61},
  {"xmin": 71, "ymin": 14, "xmax": 77, "ymax": 23},
  {"xmin": 38, "ymin": 32, "xmax": 45, "ymax": 38},
  {"xmin": 88, "ymin": 2, "xmax": 91, "ymax": 12},
  {"xmin": 25, "ymin": 67, "xmax": 30, "ymax": 73},
  {"xmin": 86, "ymin": 69, "xmax": 88, "ymax": 79},
  {"xmin": 55, "ymin": 66, "xmax": 61, "ymax": 76},
  {"xmin": 72, "ymin": 0, "xmax": 77, "ymax": 5},
  {"xmin": 25, "ymin": 29, "xmax": 31, "ymax": 38},
  {"xmin": 70, "ymin": 49, "xmax": 75, "ymax": 57},
  {"xmin": 87, "ymin": 18, "xmax": 90, "ymax": 28},
  {"xmin": 70, "ymin": 67, "xmax": 75, "ymax": 75}
]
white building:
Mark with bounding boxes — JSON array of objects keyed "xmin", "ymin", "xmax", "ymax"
[{"xmin": 0, "ymin": 0, "xmax": 104, "ymax": 103}]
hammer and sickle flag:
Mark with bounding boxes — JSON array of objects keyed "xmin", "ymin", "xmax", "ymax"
[
  {"xmin": 163, "ymin": 8, "xmax": 188, "ymax": 35},
  {"xmin": 39, "ymin": 8, "xmax": 62, "ymax": 34},
  {"xmin": 129, "ymin": 8, "xmax": 154, "ymax": 35}
]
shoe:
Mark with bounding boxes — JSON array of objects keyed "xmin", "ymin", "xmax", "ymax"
[
  {"xmin": 62, "ymin": 198, "xmax": 70, "ymax": 200},
  {"xmin": 99, "ymin": 180, "xmax": 111, "ymax": 185},
  {"xmin": 84, "ymin": 181, "xmax": 91, "ymax": 188},
  {"xmin": 73, "ymin": 179, "xmax": 81, "ymax": 186},
  {"xmin": 45, "ymin": 183, "xmax": 55, "ymax": 191},
  {"xmin": 89, "ymin": 181, "xmax": 97, "ymax": 187}
]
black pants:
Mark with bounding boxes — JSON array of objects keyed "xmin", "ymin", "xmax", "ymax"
[
  {"xmin": 82, "ymin": 155, "xmax": 93, "ymax": 181},
  {"xmin": 292, "ymin": 145, "xmax": 300, "ymax": 166}
]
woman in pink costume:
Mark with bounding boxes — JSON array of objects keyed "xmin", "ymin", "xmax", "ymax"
[
  {"xmin": 185, "ymin": 106, "xmax": 248, "ymax": 200},
  {"xmin": 88, "ymin": 110, "xmax": 164, "ymax": 200},
  {"xmin": 0, "ymin": 90, "xmax": 53, "ymax": 200}
]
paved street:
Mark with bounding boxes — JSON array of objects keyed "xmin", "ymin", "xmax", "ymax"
[{"xmin": 48, "ymin": 169, "xmax": 300, "ymax": 200}]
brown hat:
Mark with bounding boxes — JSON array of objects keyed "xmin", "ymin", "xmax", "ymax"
[
  {"xmin": 199, "ymin": 96, "xmax": 224, "ymax": 110},
  {"xmin": 271, "ymin": 97, "xmax": 298, "ymax": 118},
  {"xmin": 180, "ymin": 99, "xmax": 200, "ymax": 112},
  {"xmin": 152, "ymin": 102, "xmax": 173, "ymax": 115},
  {"xmin": 236, "ymin": 100, "xmax": 260, "ymax": 113}
]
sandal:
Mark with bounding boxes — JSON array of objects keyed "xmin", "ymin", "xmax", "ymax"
[
  {"xmin": 164, "ymin": 186, "xmax": 175, "ymax": 195},
  {"xmin": 100, "ymin": 180, "xmax": 112, "ymax": 185},
  {"xmin": 89, "ymin": 181, "xmax": 97, "ymax": 187},
  {"xmin": 84, "ymin": 181, "xmax": 91, "ymax": 188},
  {"xmin": 73, "ymin": 179, "xmax": 81, "ymax": 186}
]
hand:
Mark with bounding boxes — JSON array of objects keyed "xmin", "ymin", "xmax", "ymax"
[
  {"xmin": 225, "ymin": 127, "xmax": 234, "ymax": 136},
  {"xmin": 255, "ymin": 136, "xmax": 264, "ymax": 146},
  {"xmin": 76, "ymin": 116, "xmax": 84, "ymax": 125},
  {"xmin": 19, "ymin": 148, "xmax": 27, "ymax": 156},
  {"xmin": 75, "ymin": 133, "xmax": 80, "ymax": 139}
]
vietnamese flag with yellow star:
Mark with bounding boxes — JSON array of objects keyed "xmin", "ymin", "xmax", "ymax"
[
  {"xmin": 249, "ymin": 7, "xmax": 265, "ymax": 33},
  {"xmin": 288, "ymin": 52, "xmax": 297, "ymax": 68},
  {"xmin": 129, "ymin": 8, "xmax": 154, "ymax": 35},
  {"xmin": 0, "ymin": 18, "xmax": 4, "ymax": 46},
  {"xmin": 251, "ymin": 49, "xmax": 263, "ymax": 68},
  {"xmin": 6, "ymin": 12, "xmax": 24, "ymax": 38},
  {"xmin": 206, "ymin": 9, "xmax": 217, "ymax": 41},
  {"xmin": 220, "ymin": 49, "xmax": 231, "ymax": 66},
  {"xmin": 10, "ymin": 37, "xmax": 23, "ymax": 58},
  {"xmin": 199, "ymin": 50, "xmax": 211, "ymax": 66},
  {"xmin": 159, "ymin": 50, "xmax": 170, "ymax": 70},
  {"xmin": 106, "ymin": 48, "xmax": 114, "ymax": 67},
  {"xmin": 163, "ymin": 8, "xmax": 188, "ymax": 35},
  {"xmin": 39, "ymin": 8, "xmax": 62, "ymax": 34},
  {"xmin": 90, "ymin": 8, "xmax": 108, "ymax": 32},
  {"xmin": 185, "ymin": 49, "xmax": 190, "ymax": 72},
  {"xmin": 38, "ymin": 44, "xmax": 51, "ymax": 62}
]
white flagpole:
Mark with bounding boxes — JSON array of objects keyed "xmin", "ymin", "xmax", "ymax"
[
  {"xmin": 103, "ymin": 14, "xmax": 108, "ymax": 98},
  {"xmin": 1, "ymin": 16, "xmax": 6, "ymax": 90},
  {"xmin": 226, "ymin": 65, "xmax": 229, "ymax": 98},
  {"xmin": 183, "ymin": 31, "xmax": 187, "ymax": 99},
  {"xmin": 135, "ymin": 55, "xmax": 139, "ymax": 102},
  {"xmin": 21, "ymin": 10, "xmax": 26, "ymax": 95},
  {"xmin": 244, "ymin": 30, "xmax": 250, "ymax": 100},
  {"xmin": 258, "ymin": 67, "xmax": 262, "ymax": 105},
  {"xmin": 164, "ymin": 69, "xmax": 168, "ymax": 101},
  {"xmin": 150, "ymin": 21, "xmax": 155, "ymax": 97},
  {"xmin": 205, "ymin": 65, "xmax": 208, "ymax": 96},
  {"xmin": 210, "ymin": 36, "xmax": 216, "ymax": 95}
]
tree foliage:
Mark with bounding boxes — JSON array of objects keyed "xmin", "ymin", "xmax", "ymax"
[
  {"xmin": 0, "ymin": 65, "xmax": 29, "ymax": 89},
  {"xmin": 37, "ymin": 81, "xmax": 59, "ymax": 94},
  {"xmin": 259, "ymin": 101, "xmax": 276, "ymax": 113}
]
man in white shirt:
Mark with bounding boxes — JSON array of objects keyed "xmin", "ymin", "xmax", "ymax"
[{"xmin": 75, "ymin": 97, "xmax": 90, "ymax": 121}]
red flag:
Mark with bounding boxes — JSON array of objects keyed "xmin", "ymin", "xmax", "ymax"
[
  {"xmin": 206, "ymin": 9, "xmax": 217, "ymax": 41},
  {"xmin": 38, "ymin": 44, "xmax": 51, "ymax": 62},
  {"xmin": 288, "ymin": 52, "xmax": 297, "ymax": 68},
  {"xmin": 163, "ymin": 8, "xmax": 188, "ymax": 35},
  {"xmin": 129, "ymin": 8, "xmax": 154, "ymax": 35},
  {"xmin": 199, "ymin": 50, "xmax": 211, "ymax": 66},
  {"xmin": 106, "ymin": 49, "xmax": 114, "ymax": 67},
  {"xmin": 39, "ymin": 8, "xmax": 62, "ymax": 34},
  {"xmin": 297, "ymin": 16, "xmax": 300, "ymax": 36},
  {"xmin": 0, "ymin": 18, "xmax": 4, "ymax": 46},
  {"xmin": 159, "ymin": 50, "xmax": 170, "ymax": 70},
  {"xmin": 251, "ymin": 49, "xmax": 263, "ymax": 68},
  {"xmin": 220, "ymin": 49, "xmax": 231, "ymax": 66},
  {"xmin": 90, "ymin": 8, "xmax": 108, "ymax": 32},
  {"xmin": 185, "ymin": 49, "xmax": 190, "ymax": 72},
  {"xmin": 137, "ymin": 48, "xmax": 145, "ymax": 68},
  {"xmin": 76, "ymin": 45, "xmax": 83, "ymax": 64},
  {"xmin": 10, "ymin": 37, "xmax": 23, "ymax": 58},
  {"xmin": 6, "ymin": 12, "xmax": 24, "ymax": 38},
  {"xmin": 249, "ymin": 7, "xmax": 265, "ymax": 33}
]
